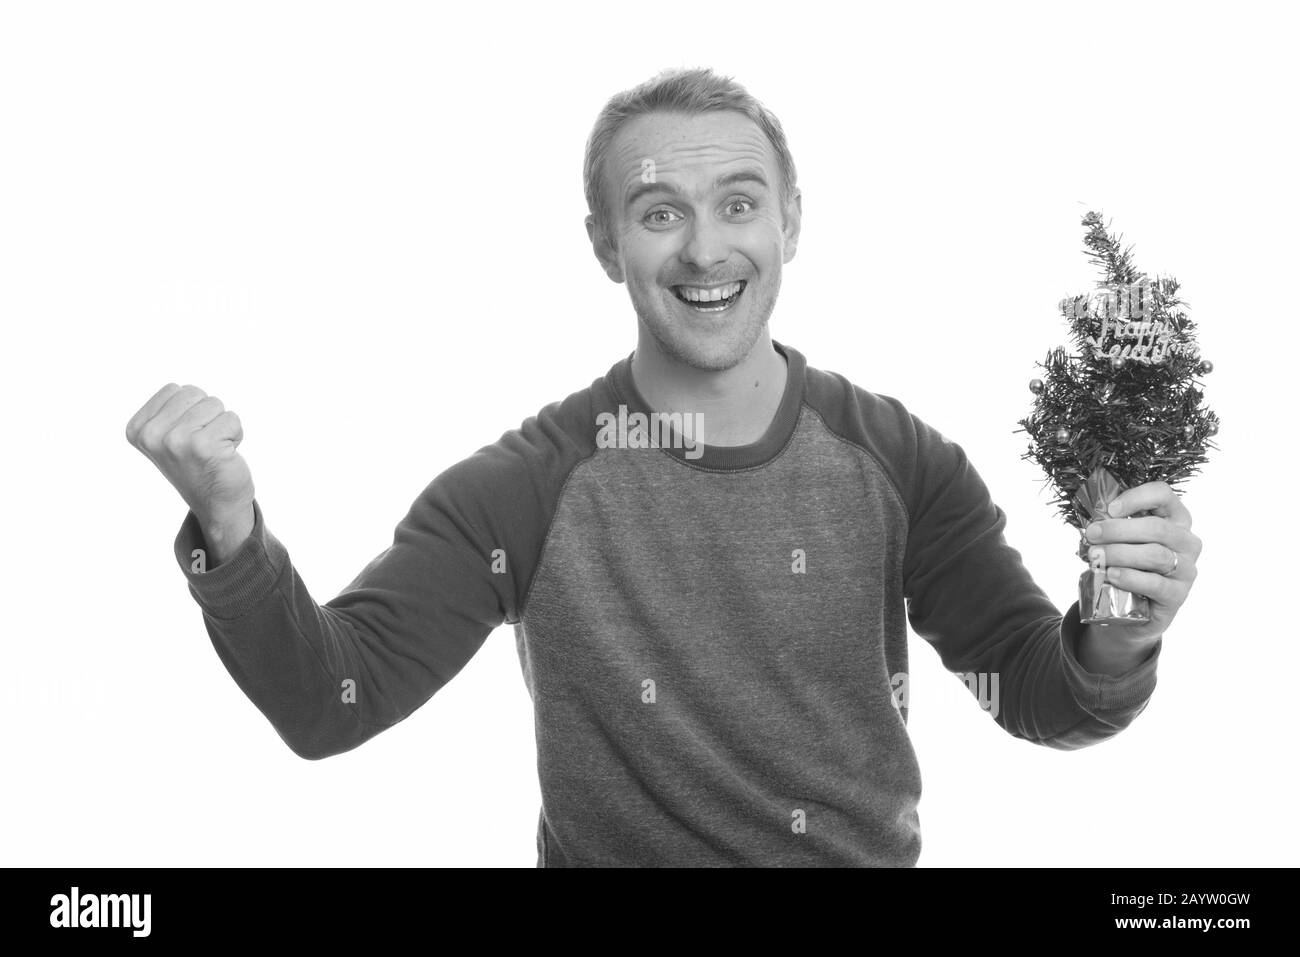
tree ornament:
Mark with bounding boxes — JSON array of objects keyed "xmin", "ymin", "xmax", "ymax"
[{"xmin": 1015, "ymin": 211, "xmax": 1219, "ymax": 627}]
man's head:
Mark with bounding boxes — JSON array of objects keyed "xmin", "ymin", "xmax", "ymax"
[{"xmin": 583, "ymin": 68, "xmax": 801, "ymax": 372}]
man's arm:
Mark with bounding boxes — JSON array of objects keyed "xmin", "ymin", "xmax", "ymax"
[
  {"xmin": 172, "ymin": 459, "xmax": 516, "ymax": 760},
  {"xmin": 1076, "ymin": 621, "xmax": 1160, "ymax": 677},
  {"xmin": 896, "ymin": 410, "xmax": 1163, "ymax": 750},
  {"xmin": 132, "ymin": 382, "xmax": 598, "ymax": 760}
]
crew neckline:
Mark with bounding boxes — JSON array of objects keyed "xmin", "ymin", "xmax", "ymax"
[{"xmin": 607, "ymin": 339, "xmax": 807, "ymax": 470}]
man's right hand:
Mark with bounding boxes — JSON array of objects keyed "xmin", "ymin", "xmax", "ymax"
[{"xmin": 126, "ymin": 383, "xmax": 256, "ymax": 565}]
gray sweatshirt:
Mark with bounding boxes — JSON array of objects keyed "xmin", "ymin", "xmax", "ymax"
[{"xmin": 172, "ymin": 340, "xmax": 1160, "ymax": 866}]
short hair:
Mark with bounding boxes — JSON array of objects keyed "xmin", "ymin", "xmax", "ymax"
[{"xmin": 582, "ymin": 66, "xmax": 799, "ymax": 250}]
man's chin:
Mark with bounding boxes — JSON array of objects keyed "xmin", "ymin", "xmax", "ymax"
[{"xmin": 639, "ymin": 313, "xmax": 767, "ymax": 373}]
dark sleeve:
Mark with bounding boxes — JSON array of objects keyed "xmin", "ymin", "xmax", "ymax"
[
  {"xmin": 897, "ymin": 408, "xmax": 1161, "ymax": 750},
  {"xmin": 171, "ymin": 396, "xmax": 596, "ymax": 760}
]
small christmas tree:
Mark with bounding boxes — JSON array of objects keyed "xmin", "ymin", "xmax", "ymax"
[{"xmin": 1016, "ymin": 211, "xmax": 1219, "ymax": 624}]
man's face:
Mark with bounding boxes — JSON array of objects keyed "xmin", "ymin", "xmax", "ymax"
[{"xmin": 588, "ymin": 110, "xmax": 801, "ymax": 372}]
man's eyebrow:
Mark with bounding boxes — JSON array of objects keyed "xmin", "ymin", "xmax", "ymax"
[
  {"xmin": 623, "ymin": 168, "xmax": 771, "ymax": 209},
  {"xmin": 714, "ymin": 169, "xmax": 770, "ymax": 192}
]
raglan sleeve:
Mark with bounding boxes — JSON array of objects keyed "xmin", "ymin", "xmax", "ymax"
[
  {"xmin": 897, "ymin": 407, "xmax": 1161, "ymax": 750},
  {"xmin": 170, "ymin": 423, "xmax": 559, "ymax": 760}
]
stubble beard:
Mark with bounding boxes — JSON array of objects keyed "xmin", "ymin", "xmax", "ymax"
[{"xmin": 632, "ymin": 271, "xmax": 782, "ymax": 373}]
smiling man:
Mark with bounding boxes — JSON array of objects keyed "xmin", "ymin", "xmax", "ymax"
[
  {"xmin": 595, "ymin": 108, "xmax": 795, "ymax": 391},
  {"xmin": 127, "ymin": 66, "xmax": 1201, "ymax": 867}
]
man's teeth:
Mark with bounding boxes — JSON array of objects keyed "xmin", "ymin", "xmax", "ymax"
[{"xmin": 675, "ymin": 281, "xmax": 744, "ymax": 302}]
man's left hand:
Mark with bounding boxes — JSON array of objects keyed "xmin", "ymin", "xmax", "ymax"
[{"xmin": 1085, "ymin": 480, "xmax": 1202, "ymax": 644}]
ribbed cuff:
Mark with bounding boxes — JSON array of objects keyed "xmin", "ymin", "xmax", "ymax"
[
  {"xmin": 173, "ymin": 499, "xmax": 288, "ymax": 620},
  {"xmin": 1058, "ymin": 599, "xmax": 1161, "ymax": 714}
]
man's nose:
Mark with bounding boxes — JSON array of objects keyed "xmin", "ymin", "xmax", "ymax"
[{"xmin": 678, "ymin": 215, "xmax": 729, "ymax": 270}]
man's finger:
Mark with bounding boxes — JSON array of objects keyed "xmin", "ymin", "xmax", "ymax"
[
  {"xmin": 1104, "ymin": 564, "xmax": 1188, "ymax": 608},
  {"xmin": 136, "ymin": 385, "xmax": 208, "ymax": 448},
  {"xmin": 125, "ymin": 382, "xmax": 182, "ymax": 443},
  {"xmin": 1096, "ymin": 542, "xmax": 1184, "ymax": 577},
  {"xmin": 1088, "ymin": 515, "xmax": 1198, "ymax": 552},
  {"xmin": 200, "ymin": 409, "xmax": 244, "ymax": 448},
  {"xmin": 172, "ymin": 395, "xmax": 227, "ymax": 436},
  {"xmin": 1109, "ymin": 481, "xmax": 1193, "ymax": 528}
]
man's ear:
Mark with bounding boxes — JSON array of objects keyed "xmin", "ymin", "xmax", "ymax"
[
  {"xmin": 781, "ymin": 189, "xmax": 802, "ymax": 264},
  {"xmin": 585, "ymin": 214, "xmax": 624, "ymax": 283}
]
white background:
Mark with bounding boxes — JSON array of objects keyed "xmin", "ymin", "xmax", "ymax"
[{"xmin": 2, "ymin": 0, "xmax": 1294, "ymax": 867}]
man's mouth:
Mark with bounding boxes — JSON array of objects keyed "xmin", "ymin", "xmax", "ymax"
[{"xmin": 671, "ymin": 280, "xmax": 747, "ymax": 313}]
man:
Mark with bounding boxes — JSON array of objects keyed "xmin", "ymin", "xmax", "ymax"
[{"xmin": 125, "ymin": 67, "xmax": 1201, "ymax": 867}]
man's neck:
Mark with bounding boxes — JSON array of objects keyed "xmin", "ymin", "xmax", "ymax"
[{"xmin": 630, "ymin": 330, "xmax": 789, "ymax": 448}]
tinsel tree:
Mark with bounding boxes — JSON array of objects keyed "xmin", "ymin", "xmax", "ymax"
[{"xmin": 1016, "ymin": 211, "xmax": 1219, "ymax": 622}]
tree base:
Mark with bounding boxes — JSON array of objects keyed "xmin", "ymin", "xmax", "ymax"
[{"xmin": 1079, "ymin": 566, "xmax": 1152, "ymax": 625}]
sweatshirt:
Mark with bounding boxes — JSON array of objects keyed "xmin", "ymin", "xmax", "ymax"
[{"xmin": 172, "ymin": 340, "xmax": 1161, "ymax": 866}]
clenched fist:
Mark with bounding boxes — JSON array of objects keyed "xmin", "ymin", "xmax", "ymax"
[{"xmin": 125, "ymin": 383, "xmax": 255, "ymax": 564}]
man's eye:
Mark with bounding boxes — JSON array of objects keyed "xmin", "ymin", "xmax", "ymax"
[
  {"xmin": 726, "ymin": 200, "xmax": 754, "ymax": 216},
  {"xmin": 645, "ymin": 208, "xmax": 681, "ymax": 225}
]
